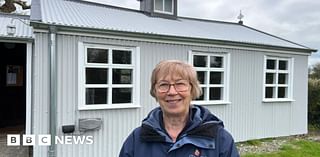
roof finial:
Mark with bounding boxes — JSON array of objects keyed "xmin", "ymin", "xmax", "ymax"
[{"xmin": 237, "ymin": 10, "xmax": 244, "ymax": 25}]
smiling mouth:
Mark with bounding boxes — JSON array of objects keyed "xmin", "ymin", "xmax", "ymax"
[{"xmin": 166, "ymin": 99, "xmax": 182, "ymax": 104}]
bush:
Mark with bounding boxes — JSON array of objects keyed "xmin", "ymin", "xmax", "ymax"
[{"xmin": 308, "ymin": 79, "xmax": 320, "ymax": 128}]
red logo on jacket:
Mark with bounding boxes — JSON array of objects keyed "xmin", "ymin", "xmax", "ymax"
[{"xmin": 194, "ymin": 149, "xmax": 200, "ymax": 156}]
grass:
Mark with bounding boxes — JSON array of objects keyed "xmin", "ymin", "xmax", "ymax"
[{"xmin": 242, "ymin": 139, "xmax": 320, "ymax": 157}]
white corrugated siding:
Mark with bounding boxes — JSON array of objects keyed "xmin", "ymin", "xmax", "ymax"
[
  {"xmin": 32, "ymin": 32, "xmax": 49, "ymax": 157},
  {"xmin": 0, "ymin": 15, "xmax": 33, "ymax": 39},
  {"xmin": 32, "ymin": 32, "xmax": 309, "ymax": 157},
  {"xmin": 223, "ymin": 49, "xmax": 306, "ymax": 141},
  {"xmin": 52, "ymin": 35, "xmax": 193, "ymax": 157},
  {"xmin": 291, "ymin": 55, "xmax": 309, "ymax": 134}
]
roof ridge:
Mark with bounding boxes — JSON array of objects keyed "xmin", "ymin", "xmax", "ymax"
[
  {"xmin": 179, "ymin": 16, "xmax": 240, "ymax": 26},
  {"xmin": 70, "ymin": 0, "xmax": 239, "ymax": 25}
]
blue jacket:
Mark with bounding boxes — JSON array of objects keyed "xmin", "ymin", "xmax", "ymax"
[{"xmin": 119, "ymin": 105, "xmax": 239, "ymax": 157}]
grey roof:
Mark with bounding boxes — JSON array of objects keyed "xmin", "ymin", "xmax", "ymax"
[
  {"xmin": 0, "ymin": 14, "xmax": 33, "ymax": 39},
  {"xmin": 30, "ymin": 0, "xmax": 313, "ymax": 50}
]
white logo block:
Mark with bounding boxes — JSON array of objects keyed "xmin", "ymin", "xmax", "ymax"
[
  {"xmin": 7, "ymin": 134, "xmax": 20, "ymax": 146},
  {"xmin": 23, "ymin": 135, "xmax": 35, "ymax": 146},
  {"xmin": 38, "ymin": 135, "xmax": 51, "ymax": 146}
]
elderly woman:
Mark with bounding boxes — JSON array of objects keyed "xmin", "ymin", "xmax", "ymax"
[{"xmin": 119, "ymin": 60, "xmax": 239, "ymax": 157}]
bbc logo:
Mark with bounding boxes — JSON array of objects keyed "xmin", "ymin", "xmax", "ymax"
[
  {"xmin": 7, "ymin": 134, "xmax": 94, "ymax": 146},
  {"xmin": 7, "ymin": 134, "xmax": 51, "ymax": 146}
]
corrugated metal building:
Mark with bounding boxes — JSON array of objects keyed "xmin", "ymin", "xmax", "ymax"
[
  {"xmin": 1, "ymin": 0, "xmax": 317, "ymax": 156},
  {"xmin": 0, "ymin": 13, "xmax": 33, "ymax": 132},
  {"xmin": 0, "ymin": 13, "xmax": 33, "ymax": 156}
]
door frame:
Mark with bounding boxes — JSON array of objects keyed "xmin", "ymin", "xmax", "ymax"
[
  {"xmin": 0, "ymin": 40, "xmax": 32, "ymax": 134},
  {"xmin": 26, "ymin": 42, "xmax": 32, "ymax": 134}
]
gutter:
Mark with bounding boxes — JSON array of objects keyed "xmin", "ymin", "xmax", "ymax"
[
  {"xmin": 0, "ymin": 37, "xmax": 34, "ymax": 42},
  {"xmin": 48, "ymin": 26, "xmax": 57, "ymax": 157}
]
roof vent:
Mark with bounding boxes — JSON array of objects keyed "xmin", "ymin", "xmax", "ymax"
[{"xmin": 237, "ymin": 10, "xmax": 244, "ymax": 25}]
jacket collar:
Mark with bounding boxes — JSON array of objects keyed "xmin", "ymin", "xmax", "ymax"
[{"xmin": 140, "ymin": 105, "xmax": 223, "ymax": 142}]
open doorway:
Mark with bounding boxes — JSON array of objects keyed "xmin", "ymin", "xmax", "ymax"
[
  {"xmin": 0, "ymin": 42, "xmax": 26, "ymax": 129},
  {"xmin": 0, "ymin": 42, "xmax": 30, "ymax": 156}
]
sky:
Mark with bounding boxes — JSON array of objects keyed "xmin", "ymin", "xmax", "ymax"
[{"xmin": 21, "ymin": 0, "xmax": 320, "ymax": 66}]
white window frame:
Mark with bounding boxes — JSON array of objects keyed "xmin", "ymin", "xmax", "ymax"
[
  {"xmin": 263, "ymin": 56, "xmax": 294, "ymax": 102},
  {"xmin": 78, "ymin": 42, "xmax": 140, "ymax": 110},
  {"xmin": 154, "ymin": 0, "xmax": 174, "ymax": 14},
  {"xmin": 189, "ymin": 51, "xmax": 230, "ymax": 105}
]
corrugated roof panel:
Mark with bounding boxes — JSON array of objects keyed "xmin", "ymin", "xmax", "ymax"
[
  {"xmin": 0, "ymin": 15, "xmax": 33, "ymax": 39},
  {"xmin": 34, "ymin": 0, "xmax": 308, "ymax": 49}
]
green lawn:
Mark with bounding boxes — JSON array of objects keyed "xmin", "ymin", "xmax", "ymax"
[{"xmin": 242, "ymin": 140, "xmax": 320, "ymax": 157}]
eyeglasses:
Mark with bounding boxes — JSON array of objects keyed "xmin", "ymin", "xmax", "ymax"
[{"xmin": 156, "ymin": 80, "xmax": 190, "ymax": 93}]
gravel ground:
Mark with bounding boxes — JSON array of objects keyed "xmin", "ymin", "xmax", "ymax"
[
  {"xmin": 0, "ymin": 126, "xmax": 31, "ymax": 157},
  {"xmin": 237, "ymin": 132, "xmax": 320, "ymax": 155}
]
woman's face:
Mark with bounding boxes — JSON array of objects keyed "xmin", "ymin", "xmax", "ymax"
[{"xmin": 155, "ymin": 74, "xmax": 192, "ymax": 117}]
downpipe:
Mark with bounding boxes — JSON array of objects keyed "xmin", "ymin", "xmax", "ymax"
[{"xmin": 48, "ymin": 26, "xmax": 57, "ymax": 157}]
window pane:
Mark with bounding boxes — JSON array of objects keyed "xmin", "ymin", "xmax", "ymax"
[
  {"xmin": 278, "ymin": 74, "xmax": 287, "ymax": 84},
  {"xmin": 197, "ymin": 71, "xmax": 206, "ymax": 84},
  {"xmin": 86, "ymin": 88, "xmax": 107, "ymax": 104},
  {"xmin": 164, "ymin": 0, "xmax": 172, "ymax": 12},
  {"xmin": 87, "ymin": 48, "xmax": 108, "ymax": 63},
  {"xmin": 265, "ymin": 73, "xmax": 275, "ymax": 84},
  {"xmin": 112, "ymin": 50, "xmax": 131, "ymax": 64},
  {"xmin": 112, "ymin": 88, "xmax": 132, "ymax": 103},
  {"xmin": 267, "ymin": 59, "xmax": 276, "ymax": 69},
  {"xmin": 196, "ymin": 87, "xmax": 206, "ymax": 100},
  {"xmin": 278, "ymin": 87, "xmax": 287, "ymax": 98},
  {"xmin": 210, "ymin": 72, "xmax": 223, "ymax": 84},
  {"xmin": 193, "ymin": 55, "xmax": 207, "ymax": 67},
  {"xmin": 265, "ymin": 87, "xmax": 274, "ymax": 98},
  {"xmin": 86, "ymin": 68, "xmax": 108, "ymax": 84},
  {"xmin": 113, "ymin": 69, "xmax": 132, "ymax": 84},
  {"xmin": 209, "ymin": 87, "xmax": 222, "ymax": 100},
  {"xmin": 210, "ymin": 56, "xmax": 223, "ymax": 68},
  {"xmin": 279, "ymin": 60, "xmax": 288, "ymax": 70},
  {"xmin": 154, "ymin": 0, "xmax": 162, "ymax": 11}
]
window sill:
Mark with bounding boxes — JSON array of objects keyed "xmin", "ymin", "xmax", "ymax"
[
  {"xmin": 192, "ymin": 101, "xmax": 231, "ymax": 105},
  {"xmin": 154, "ymin": 10, "xmax": 174, "ymax": 15},
  {"xmin": 78, "ymin": 104, "xmax": 141, "ymax": 110},
  {"xmin": 262, "ymin": 98, "xmax": 295, "ymax": 103}
]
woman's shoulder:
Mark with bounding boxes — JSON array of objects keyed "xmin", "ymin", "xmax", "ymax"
[
  {"xmin": 127, "ymin": 126, "xmax": 143, "ymax": 138},
  {"xmin": 216, "ymin": 128, "xmax": 239, "ymax": 156}
]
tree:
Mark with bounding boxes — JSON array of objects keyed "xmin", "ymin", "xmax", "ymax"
[
  {"xmin": 0, "ymin": 0, "xmax": 30, "ymax": 13},
  {"xmin": 308, "ymin": 79, "xmax": 320, "ymax": 127},
  {"xmin": 310, "ymin": 62, "xmax": 320, "ymax": 79},
  {"xmin": 308, "ymin": 62, "xmax": 320, "ymax": 128}
]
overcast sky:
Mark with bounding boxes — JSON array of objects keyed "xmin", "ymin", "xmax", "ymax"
[{"xmin": 21, "ymin": 0, "xmax": 319, "ymax": 66}]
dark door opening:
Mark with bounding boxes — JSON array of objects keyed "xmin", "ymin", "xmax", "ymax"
[
  {"xmin": 0, "ymin": 42, "xmax": 32, "ymax": 156},
  {"xmin": 0, "ymin": 42, "xmax": 26, "ymax": 130}
]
